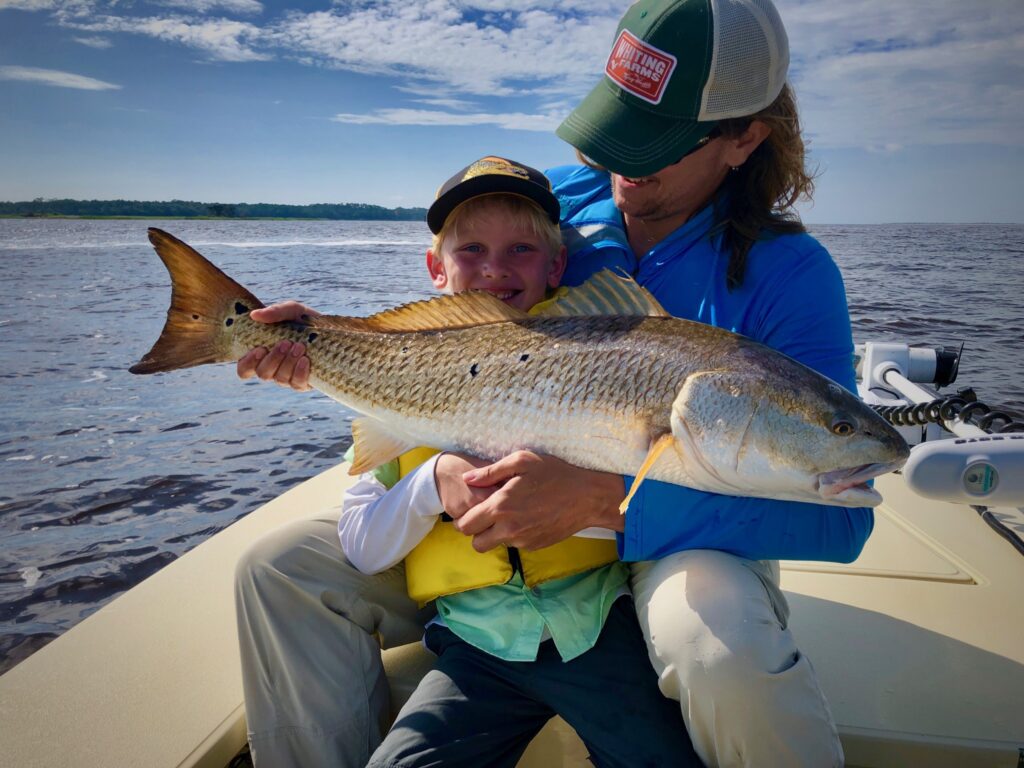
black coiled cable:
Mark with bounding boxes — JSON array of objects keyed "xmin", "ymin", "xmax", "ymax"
[
  {"xmin": 871, "ymin": 390, "xmax": 1024, "ymax": 434},
  {"xmin": 873, "ymin": 388, "xmax": 1024, "ymax": 560}
]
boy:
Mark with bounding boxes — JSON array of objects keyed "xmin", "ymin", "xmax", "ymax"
[{"xmin": 341, "ymin": 157, "xmax": 699, "ymax": 768}]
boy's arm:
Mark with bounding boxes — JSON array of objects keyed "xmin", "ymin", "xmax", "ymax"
[{"xmin": 339, "ymin": 455, "xmax": 445, "ymax": 574}]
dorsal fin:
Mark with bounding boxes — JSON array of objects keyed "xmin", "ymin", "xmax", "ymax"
[
  {"xmin": 533, "ymin": 269, "xmax": 670, "ymax": 318},
  {"xmin": 311, "ymin": 291, "xmax": 528, "ymax": 333}
]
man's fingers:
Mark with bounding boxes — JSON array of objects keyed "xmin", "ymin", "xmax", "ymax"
[
  {"xmin": 452, "ymin": 496, "xmax": 496, "ymax": 537},
  {"xmin": 292, "ymin": 356, "xmax": 312, "ymax": 391},
  {"xmin": 471, "ymin": 528, "xmax": 505, "ymax": 553},
  {"xmin": 237, "ymin": 347, "xmax": 268, "ymax": 379},
  {"xmin": 272, "ymin": 344, "xmax": 301, "ymax": 386},
  {"xmin": 254, "ymin": 341, "xmax": 293, "ymax": 380},
  {"xmin": 462, "ymin": 451, "xmax": 533, "ymax": 487},
  {"xmin": 237, "ymin": 341, "xmax": 310, "ymax": 391}
]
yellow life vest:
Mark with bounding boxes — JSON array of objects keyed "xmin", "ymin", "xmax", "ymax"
[{"xmin": 398, "ymin": 447, "xmax": 619, "ymax": 606}]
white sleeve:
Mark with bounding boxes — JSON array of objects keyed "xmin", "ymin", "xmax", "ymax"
[
  {"xmin": 338, "ymin": 454, "xmax": 445, "ymax": 575},
  {"xmin": 574, "ymin": 526, "xmax": 618, "ymax": 540}
]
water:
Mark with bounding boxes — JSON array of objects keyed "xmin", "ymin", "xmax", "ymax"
[{"xmin": 1, "ymin": 218, "xmax": 1022, "ymax": 673}]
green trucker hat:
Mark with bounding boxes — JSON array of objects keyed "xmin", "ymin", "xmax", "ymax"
[
  {"xmin": 557, "ymin": 0, "xmax": 790, "ymax": 177},
  {"xmin": 427, "ymin": 156, "xmax": 560, "ymax": 235}
]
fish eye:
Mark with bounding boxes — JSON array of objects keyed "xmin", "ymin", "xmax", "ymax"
[{"xmin": 831, "ymin": 420, "xmax": 855, "ymax": 436}]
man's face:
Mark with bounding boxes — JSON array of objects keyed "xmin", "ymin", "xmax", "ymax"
[
  {"xmin": 428, "ymin": 208, "xmax": 567, "ymax": 312},
  {"xmin": 610, "ymin": 134, "xmax": 732, "ymax": 227}
]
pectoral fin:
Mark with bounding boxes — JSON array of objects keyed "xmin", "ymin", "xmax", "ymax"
[
  {"xmin": 619, "ymin": 433, "xmax": 676, "ymax": 514},
  {"xmin": 349, "ymin": 418, "xmax": 418, "ymax": 475}
]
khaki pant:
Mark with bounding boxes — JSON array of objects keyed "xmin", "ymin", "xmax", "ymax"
[
  {"xmin": 235, "ymin": 515, "xmax": 842, "ymax": 768},
  {"xmin": 630, "ymin": 552, "xmax": 843, "ymax": 767}
]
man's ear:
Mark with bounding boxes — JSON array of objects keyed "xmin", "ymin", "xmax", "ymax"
[
  {"xmin": 548, "ymin": 244, "xmax": 568, "ymax": 289},
  {"xmin": 722, "ymin": 120, "xmax": 771, "ymax": 168},
  {"xmin": 426, "ymin": 249, "xmax": 448, "ymax": 291}
]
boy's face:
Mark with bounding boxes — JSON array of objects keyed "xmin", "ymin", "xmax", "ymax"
[{"xmin": 427, "ymin": 208, "xmax": 567, "ymax": 312}]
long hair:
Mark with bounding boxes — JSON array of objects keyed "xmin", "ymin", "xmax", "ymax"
[{"xmin": 713, "ymin": 83, "xmax": 816, "ymax": 289}]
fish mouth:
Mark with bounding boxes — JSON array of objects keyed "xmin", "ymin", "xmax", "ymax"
[{"xmin": 817, "ymin": 461, "xmax": 905, "ymax": 506}]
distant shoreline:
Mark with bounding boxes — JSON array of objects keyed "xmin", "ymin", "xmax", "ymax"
[
  {"xmin": 0, "ymin": 199, "xmax": 428, "ymax": 221},
  {"xmin": 0, "ymin": 214, "xmax": 345, "ymax": 221}
]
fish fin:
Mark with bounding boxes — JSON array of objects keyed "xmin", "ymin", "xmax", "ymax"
[
  {"xmin": 312, "ymin": 291, "xmax": 527, "ymax": 334},
  {"xmin": 131, "ymin": 229, "xmax": 264, "ymax": 374},
  {"xmin": 533, "ymin": 269, "xmax": 670, "ymax": 318},
  {"xmin": 619, "ymin": 433, "xmax": 675, "ymax": 514},
  {"xmin": 349, "ymin": 418, "xmax": 419, "ymax": 475}
]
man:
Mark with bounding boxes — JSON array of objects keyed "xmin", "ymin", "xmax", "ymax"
[{"xmin": 237, "ymin": 1, "xmax": 861, "ymax": 765}]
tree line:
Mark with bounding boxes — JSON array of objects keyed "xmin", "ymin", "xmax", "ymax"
[{"xmin": 0, "ymin": 198, "xmax": 428, "ymax": 220}]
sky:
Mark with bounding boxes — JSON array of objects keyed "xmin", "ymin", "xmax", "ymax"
[{"xmin": 0, "ymin": 0, "xmax": 1022, "ymax": 224}]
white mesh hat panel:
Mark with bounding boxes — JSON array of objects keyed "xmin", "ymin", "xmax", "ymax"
[{"xmin": 699, "ymin": 0, "xmax": 790, "ymax": 120}]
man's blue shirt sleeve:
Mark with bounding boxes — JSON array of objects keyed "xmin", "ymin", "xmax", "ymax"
[{"xmin": 618, "ymin": 481, "xmax": 874, "ymax": 563}]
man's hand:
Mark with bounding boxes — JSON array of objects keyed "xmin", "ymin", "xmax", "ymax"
[
  {"xmin": 451, "ymin": 451, "xmax": 627, "ymax": 553},
  {"xmin": 236, "ymin": 302, "xmax": 319, "ymax": 391}
]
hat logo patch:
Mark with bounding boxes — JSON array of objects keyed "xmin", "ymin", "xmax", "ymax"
[
  {"xmin": 463, "ymin": 156, "xmax": 530, "ymax": 181},
  {"xmin": 605, "ymin": 30, "xmax": 676, "ymax": 105}
]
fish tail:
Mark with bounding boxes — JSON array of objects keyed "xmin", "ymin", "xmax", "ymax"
[{"xmin": 130, "ymin": 228, "xmax": 265, "ymax": 375}]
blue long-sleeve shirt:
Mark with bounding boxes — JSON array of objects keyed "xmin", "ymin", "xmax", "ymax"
[{"xmin": 548, "ymin": 164, "xmax": 873, "ymax": 564}]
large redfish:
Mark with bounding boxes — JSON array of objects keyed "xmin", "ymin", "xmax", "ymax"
[{"xmin": 132, "ymin": 228, "xmax": 908, "ymax": 508}]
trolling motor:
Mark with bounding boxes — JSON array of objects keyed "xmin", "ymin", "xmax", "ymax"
[{"xmin": 856, "ymin": 342, "xmax": 1024, "ymax": 509}]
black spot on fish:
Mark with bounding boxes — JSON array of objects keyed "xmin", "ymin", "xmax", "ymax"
[
  {"xmin": 307, "ymin": 333, "xmax": 318, "ymax": 343},
  {"xmin": 470, "ymin": 363, "xmax": 479, "ymax": 377},
  {"xmin": 520, "ymin": 354, "xmax": 529, "ymax": 362},
  {"xmin": 225, "ymin": 317, "xmax": 234, "ymax": 327},
  {"xmin": 192, "ymin": 314, "xmax": 200, "ymax": 320},
  {"xmin": 234, "ymin": 302, "xmax": 249, "ymax": 315}
]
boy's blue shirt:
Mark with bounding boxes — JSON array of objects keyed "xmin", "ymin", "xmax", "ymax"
[{"xmin": 547, "ymin": 163, "xmax": 873, "ymax": 564}]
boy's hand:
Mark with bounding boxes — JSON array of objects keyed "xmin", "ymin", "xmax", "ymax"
[
  {"xmin": 236, "ymin": 302, "xmax": 319, "ymax": 391},
  {"xmin": 453, "ymin": 451, "xmax": 626, "ymax": 552},
  {"xmin": 434, "ymin": 452, "xmax": 500, "ymax": 516}
]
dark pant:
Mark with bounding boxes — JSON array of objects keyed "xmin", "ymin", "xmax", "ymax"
[{"xmin": 366, "ymin": 598, "xmax": 701, "ymax": 768}]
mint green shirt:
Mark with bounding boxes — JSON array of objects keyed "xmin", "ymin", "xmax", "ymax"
[
  {"xmin": 353, "ymin": 447, "xmax": 630, "ymax": 663},
  {"xmin": 437, "ymin": 562, "xmax": 629, "ymax": 662}
]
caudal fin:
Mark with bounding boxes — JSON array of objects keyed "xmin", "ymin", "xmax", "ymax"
[{"xmin": 130, "ymin": 228, "xmax": 264, "ymax": 375}]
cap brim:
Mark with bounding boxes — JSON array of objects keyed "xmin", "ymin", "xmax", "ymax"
[
  {"xmin": 557, "ymin": 79, "xmax": 717, "ymax": 178},
  {"xmin": 427, "ymin": 176, "xmax": 560, "ymax": 234}
]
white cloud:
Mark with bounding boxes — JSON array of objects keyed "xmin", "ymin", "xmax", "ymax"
[
  {"xmin": 269, "ymin": 2, "xmax": 618, "ymax": 97},
  {"xmin": 410, "ymin": 97, "xmax": 478, "ymax": 111},
  {"xmin": 63, "ymin": 14, "xmax": 269, "ymax": 61},
  {"xmin": 330, "ymin": 107, "xmax": 561, "ymax": 132},
  {"xmin": 73, "ymin": 35, "xmax": 113, "ymax": 48},
  {"xmin": 0, "ymin": 0, "xmax": 60, "ymax": 8},
  {"xmin": 150, "ymin": 0, "xmax": 263, "ymax": 16},
  {"xmin": 133, "ymin": 16, "xmax": 269, "ymax": 60},
  {"xmin": 0, "ymin": 65, "xmax": 121, "ymax": 90}
]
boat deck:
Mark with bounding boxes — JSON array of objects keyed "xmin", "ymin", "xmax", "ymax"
[{"xmin": 1, "ymin": 466, "xmax": 1022, "ymax": 767}]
